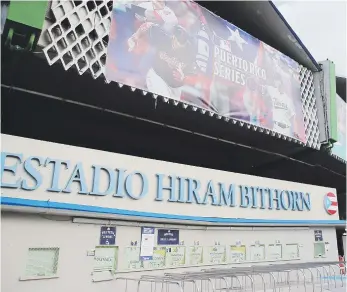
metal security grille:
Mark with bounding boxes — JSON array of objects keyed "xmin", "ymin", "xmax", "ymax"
[
  {"xmin": 25, "ymin": 247, "xmax": 60, "ymax": 277},
  {"xmin": 42, "ymin": 0, "xmax": 320, "ymax": 149}
]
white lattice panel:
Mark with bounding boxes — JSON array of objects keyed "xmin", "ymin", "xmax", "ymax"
[
  {"xmin": 299, "ymin": 66, "xmax": 320, "ymax": 149},
  {"xmin": 43, "ymin": 0, "xmax": 113, "ymax": 78},
  {"xmin": 42, "ymin": 0, "xmax": 320, "ymax": 149}
]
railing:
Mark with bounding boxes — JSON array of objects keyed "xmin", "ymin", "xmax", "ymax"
[{"xmin": 115, "ymin": 261, "xmax": 346, "ymax": 292}]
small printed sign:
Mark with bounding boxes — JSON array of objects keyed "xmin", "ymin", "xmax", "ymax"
[
  {"xmin": 324, "ymin": 242, "xmax": 330, "ymax": 252},
  {"xmin": 87, "ymin": 250, "xmax": 96, "ymax": 256},
  {"xmin": 285, "ymin": 244, "xmax": 299, "ymax": 259},
  {"xmin": 230, "ymin": 245, "xmax": 246, "ymax": 262},
  {"xmin": 314, "ymin": 230, "xmax": 323, "ymax": 241},
  {"xmin": 207, "ymin": 245, "xmax": 227, "ymax": 264},
  {"xmin": 93, "ymin": 246, "xmax": 118, "ymax": 272},
  {"xmin": 267, "ymin": 244, "xmax": 282, "ymax": 260},
  {"xmin": 100, "ymin": 226, "xmax": 116, "ymax": 245},
  {"xmin": 124, "ymin": 246, "xmax": 142, "ymax": 270},
  {"xmin": 250, "ymin": 244, "xmax": 265, "ymax": 261},
  {"xmin": 142, "ymin": 246, "xmax": 166, "ymax": 269},
  {"xmin": 189, "ymin": 246, "xmax": 203, "ymax": 265},
  {"xmin": 166, "ymin": 246, "xmax": 186, "ymax": 267},
  {"xmin": 157, "ymin": 229, "xmax": 179, "ymax": 245}
]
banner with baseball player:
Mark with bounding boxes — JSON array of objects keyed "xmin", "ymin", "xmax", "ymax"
[
  {"xmin": 105, "ymin": 0, "xmax": 306, "ymax": 142},
  {"xmin": 331, "ymin": 94, "xmax": 346, "ymax": 161}
]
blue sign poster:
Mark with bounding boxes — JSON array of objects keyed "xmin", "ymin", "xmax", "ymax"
[
  {"xmin": 140, "ymin": 227, "xmax": 155, "ymax": 261},
  {"xmin": 100, "ymin": 226, "xmax": 116, "ymax": 245},
  {"xmin": 314, "ymin": 230, "xmax": 323, "ymax": 242},
  {"xmin": 157, "ymin": 229, "xmax": 179, "ymax": 245}
]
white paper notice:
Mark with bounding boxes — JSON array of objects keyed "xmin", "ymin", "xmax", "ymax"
[
  {"xmin": 285, "ymin": 244, "xmax": 299, "ymax": 259},
  {"xmin": 250, "ymin": 244, "xmax": 265, "ymax": 261},
  {"xmin": 267, "ymin": 244, "xmax": 282, "ymax": 260},
  {"xmin": 140, "ymin": 227, "xmax": 155, "ymax": 261}
]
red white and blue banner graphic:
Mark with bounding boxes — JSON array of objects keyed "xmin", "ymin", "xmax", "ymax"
[
  {"xmin": 105, "ymin": 0, "xmax": 306, "ymax": 142},
  {"xmin": 324, "ymin": 192, "xmax": 338, "ymax": 215}
]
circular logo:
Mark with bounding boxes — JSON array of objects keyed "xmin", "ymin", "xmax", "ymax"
[{"xmin": 324, "ymin": 192, "xmax": 338, "ymax": 215}]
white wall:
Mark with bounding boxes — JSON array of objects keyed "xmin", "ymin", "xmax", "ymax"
[
  {"xmin": 1, "ymin": 212, "xmax": 339, "ymax": 292},
  {"xmin": 1, "ymin": 134, "xmax": 340, "ymax": 223}
]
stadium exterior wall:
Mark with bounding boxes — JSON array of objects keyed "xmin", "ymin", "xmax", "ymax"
[
  {"xmin": 0, "ymin": 134, "xmax": 343, "ymax": 292},
  {"xmin": 1, "ymin": 213, "xmax": 340, "ymax": 292}
]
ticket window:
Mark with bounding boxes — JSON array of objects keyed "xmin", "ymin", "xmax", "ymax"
[{"xmin": 314, "ymin": 242, "xmax": 326, "ymax": 258}]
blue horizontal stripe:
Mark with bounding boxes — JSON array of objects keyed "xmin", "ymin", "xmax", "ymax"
[
  {"xmin": 321, "ymin": 276, "xmax": 347, "ymax": 281},
  {"xmin": 1, "ymin": 196, "xmax": 346, "ymax": 225}
]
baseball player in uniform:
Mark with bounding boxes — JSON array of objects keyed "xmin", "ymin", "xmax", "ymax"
[
  {"xmin": 133, "ymin": 0, "xmax": 178, "ymax": 31},
  {"xmin": 128, "ymin": 23, "xmax": 196, "ymax": 100},
  {"xmin": 265, "ymin": 72, "xmax": 296, "ymax": 136}
]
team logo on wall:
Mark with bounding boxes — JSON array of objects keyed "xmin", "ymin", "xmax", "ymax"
[{"xmin": 324, "ymin": 192, "xmax": 338, "ymax": 215}]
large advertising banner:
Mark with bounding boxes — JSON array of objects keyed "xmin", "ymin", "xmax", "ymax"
[
  {"xmin": 331, "ymin": 94, "xmax": 346, "ymax": 160},
  {"xmin": 105, "ymin": 0, "xmax": 306, "ymax": 142}
]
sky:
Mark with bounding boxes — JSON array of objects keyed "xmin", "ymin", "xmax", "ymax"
[{"xmin": 275, "ymin": 0, "xmax": 347, "ymax": 77}]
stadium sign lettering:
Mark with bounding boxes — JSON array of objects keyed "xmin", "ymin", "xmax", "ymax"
[{"xmin": 1, "ymin": 152, "xmax": 311, "ymax": 211}]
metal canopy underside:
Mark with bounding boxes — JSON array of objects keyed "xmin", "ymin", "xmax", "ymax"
[
  {"xmin": 336, "ymin": 76, "xmax": 346, "ymax": 101},
  {"xmin": 2, "ymin": 47, "xmax": 345, "ymax": 187},
  {"xmin": 197, "ymin": 1, "xmax": 320, "ymax": 72}
]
